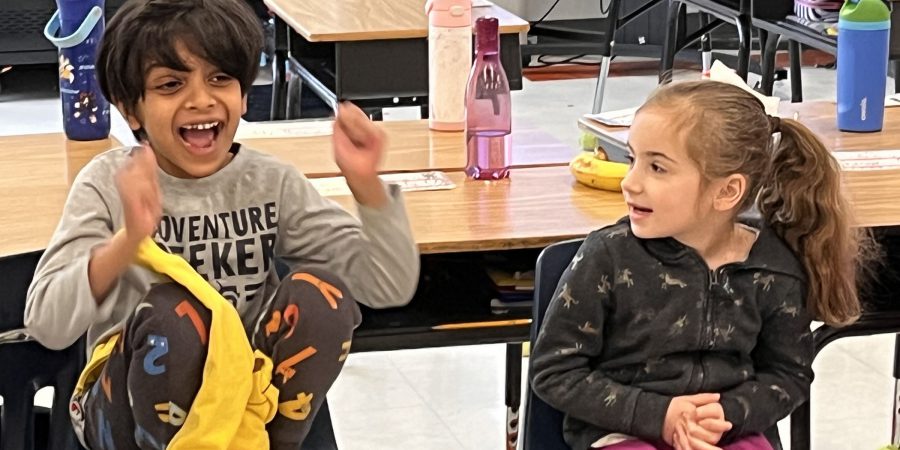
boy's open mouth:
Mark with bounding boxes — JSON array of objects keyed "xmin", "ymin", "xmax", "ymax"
[{"xmin": 179, "ymin": 121, "xmax": 221, "ymax": 152}]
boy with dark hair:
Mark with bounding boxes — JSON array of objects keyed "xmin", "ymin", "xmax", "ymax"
[{"xmin": 24, "ymin": 0, "xmax": 420, "ymax": 448}]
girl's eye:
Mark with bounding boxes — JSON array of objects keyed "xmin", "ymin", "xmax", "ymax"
[{"xmin": 651, "ymin": 163, "xmax": 667, "ymax": 174}]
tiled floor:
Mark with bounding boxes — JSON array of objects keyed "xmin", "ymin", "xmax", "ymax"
[{"xmin": 1, "ymin": 56, "xmax": 897, "ymax": 450}]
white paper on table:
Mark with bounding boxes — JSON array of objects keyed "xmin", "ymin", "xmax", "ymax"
[
  {"xmin": 472, "ymin": 0, "xmax": 493, "ymax": 7},
  {"xmin": 831, "ymin": 149, "xmax": 900, "ymax": 171},
  {"xmin": 708, "ymin": 60, "xmax": 781, "ymax": 116},
  {"xmin": 583, "ymin": 106, "xmax": 640, "ymax": 127},
  {"xmin": 310, "ymin": 171, "xmax": 457, "ymax": 196},
  {"xmin": 234, "ymin": 119, "xmax": 333, "ymax": 140}
]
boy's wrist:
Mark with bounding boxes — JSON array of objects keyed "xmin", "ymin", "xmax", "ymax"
[
  {"xmin": 117, "ymin": 229, "xmax": 146, "ymax": 252},
  {"xmin": 347, "ymin": 175, "xmax": 388, "ymax": 209}
]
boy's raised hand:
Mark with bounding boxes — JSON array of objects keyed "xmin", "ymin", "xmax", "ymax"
[
  {"xmin": 116, "ymin": 143, "xmax": 162, "ymax": 243},
  {"xmin": 333, "ymin": 102, "xmax": 388, "ymax": 208}
]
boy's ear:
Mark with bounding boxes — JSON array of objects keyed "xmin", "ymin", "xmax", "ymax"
[
  {"xmin": 242, "ymin": 95, "xmax": 248, "ymax": 116},
  {"xmin": 713, "ymin": 174, "xmax": 747, "ymax": 212},
  {"xmin": 117, "ymin": 103, "xmax": 142, "ymax": 131}
]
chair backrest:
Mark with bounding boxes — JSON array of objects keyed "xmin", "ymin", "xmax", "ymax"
[
  {"xmin": 0, "ymin": 250, "xmax": 85, "ymax": 450},
  {"xmin": 0, "ymin": 250, "xmax": 43, "ymax": 331},
  {"xmin": 522, "ymin": 238, "xmax": 584, "ymax": 450}
]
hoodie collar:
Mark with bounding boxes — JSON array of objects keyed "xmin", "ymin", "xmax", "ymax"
[{"xmin": 618, "ymin": 216, "xmax": 806, "ymax": 280}]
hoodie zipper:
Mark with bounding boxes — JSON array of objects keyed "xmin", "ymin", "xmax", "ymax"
[{"xmin": 705, "ymin": 269, "xmax": 719, "ymax": 350}]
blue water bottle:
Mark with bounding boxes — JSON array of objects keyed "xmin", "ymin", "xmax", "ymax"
[
  {"xmin": 44, "ymin": 0, "xmax": 111, "ymax": 141},
  {"xmin": 836, "ymin": 0, "xmax": 891, "ymax": 132}
]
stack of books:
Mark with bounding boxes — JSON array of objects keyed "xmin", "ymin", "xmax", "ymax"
[{"xmin": 487, "ymin": 267, "xmax": 534, "ymax": 315}]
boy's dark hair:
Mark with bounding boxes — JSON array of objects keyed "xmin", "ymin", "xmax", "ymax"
[{"xmin": 97, "ymin": 0, "xmax": 264, "ymax": 118}]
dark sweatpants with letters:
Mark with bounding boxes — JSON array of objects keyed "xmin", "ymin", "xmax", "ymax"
[{"xmin": 81, "ymin": 267, "xmax": 361, "ymax": 450}]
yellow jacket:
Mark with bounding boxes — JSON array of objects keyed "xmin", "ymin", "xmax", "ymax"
[{"xmin": 74, "ymin": 237, "xmax": 279, "ymax": 449}]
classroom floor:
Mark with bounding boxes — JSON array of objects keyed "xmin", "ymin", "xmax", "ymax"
[{"xmin": 0, "ymin": 58, "xmax": 896, "ymax": 450}]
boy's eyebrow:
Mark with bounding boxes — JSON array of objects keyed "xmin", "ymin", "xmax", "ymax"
[
  {"xmin": 626, "ymin": 143, "xmax": 678, "ymax": 164},
  {"xmin": 146, "ymin": 65, "xmax": 187, "ymax": 74}
]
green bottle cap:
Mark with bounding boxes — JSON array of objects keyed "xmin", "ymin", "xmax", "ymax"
[{"xmin": 840, "ymin": 0, "xmax": 890, "ymax": 24}]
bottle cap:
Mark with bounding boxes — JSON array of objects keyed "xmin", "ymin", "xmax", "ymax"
[
  {"xmin": 475, "ymin": 16, "xmax": 499, "ymax": 53},
  {"xmin": 839, "ymin": 0, "xmax": 890, "ymax": 29}
]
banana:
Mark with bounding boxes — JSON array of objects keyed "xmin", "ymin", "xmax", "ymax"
[{"xmin": 569, "ymin": 147, "xmax": 629, "ymax": 192}]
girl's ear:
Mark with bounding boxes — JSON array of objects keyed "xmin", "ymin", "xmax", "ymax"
[{"xmin": 713, "ymin": 174, "xmax": 747, "ymax": 212}]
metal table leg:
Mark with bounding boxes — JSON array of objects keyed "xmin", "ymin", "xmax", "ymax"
[{"xmin": 270, "ymin": 17, "xmax": 289, "ymax": 121}]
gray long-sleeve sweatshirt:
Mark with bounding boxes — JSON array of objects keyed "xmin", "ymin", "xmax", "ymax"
[{"xmin": 24, "ymin": 145, "xmax": 420, "ymax": 351}]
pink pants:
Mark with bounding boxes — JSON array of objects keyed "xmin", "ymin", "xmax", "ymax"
[{"xmin": 599, "ymin": 434, "xmax": 773, "ymax": 450}]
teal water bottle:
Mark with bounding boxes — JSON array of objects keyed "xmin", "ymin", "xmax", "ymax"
[{"xmin": 836, "ymin": 0, "xmax": 891, "ymax": 132}]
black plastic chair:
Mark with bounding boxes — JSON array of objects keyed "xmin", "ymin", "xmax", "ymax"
[
  {"xmin": 522, "ymin": 238, "xmax": 582, "ymax": 450},
  {"xmin": 788, "ymin": 312, "xmax": 900, "ymax": 450},
  {"xmin": 0, "ymin": 250, "xmax": 85, "ymax": 450},
  {"xmin": 522, "ymin": 239, "xmax": 783, "ymax": 450},
  {"xmin": 789, "ymin": 229, "xmax": 900, "ymax": 450}
]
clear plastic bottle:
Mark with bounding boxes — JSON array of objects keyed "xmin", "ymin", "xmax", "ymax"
[
  {"xmin": 426, "ymin": 0, "xmax": 472, "ymax": 131},
  {"xmin": 465, "ymin": 17, "xmax": 511, "ymax": 180}
]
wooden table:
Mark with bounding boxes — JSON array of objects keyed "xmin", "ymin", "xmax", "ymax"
[
  {"xmin": 239, "ymin": 119, "xmax": 576, "ymax": 178},
  {"xmin": 265, "ymin": 0, "xmax": 528, "ymax": 42},
  {"xmin": 325, "ymin": 161, "xmax": 900, "ymax": 252},
  {"xmin": 263, "ymin": 0, "xmax": 530, "ymax": 119},
  {"xmin": 0, "ymin": 121, "xmax": 576, "ymax": 259},
  {"xmin": 0, "ymin": 134, "xmax": 121, "ymax": 258}
]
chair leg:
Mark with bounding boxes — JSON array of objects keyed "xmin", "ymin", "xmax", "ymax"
[
  {"xmin": 0, "ymin": 389, "xmax": 34, "ymax": 450},
  {"xmin": 892, "ymin": 334, "xmax": 900, "ymax": 445},
  {"xmin": 659, "ymin": 0, "xmax": 685, "ymax": 84},
  {"xmin": 790, "ymin": 400, "xmax": 811, "ymax": 450},
  {"xmin": 758, "ymin": 29, "xmax": 768, "ymax": 56},
  {"xmin": 270, "ymin": 16, "xmax": 289, "ymax": 121},
  {"xmin": 789, "ymin": 40, "xmax": 803, "ymax": 102},
  {"xmin": 893, "ymin": 59, "xmax": 900, "ymax": 94},
  {"xmin": 592, "ymin": 55, "xmax": 612, "ymax": 114},
  {"xmin": 760, "ymin": 32, "xmax": 781, "ymax": 96},
  {"xmin": 505, "ymin": 343, "xmax": 523, "ymax": 450},
  {"xmin": 734, "ymin": 14, "xmax": 751, "ymax": 80},
  {"xmin": 699, "ymin": 13, "xmax": 712, "ymax": 76}
]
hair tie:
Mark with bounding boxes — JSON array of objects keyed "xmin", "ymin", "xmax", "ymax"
[{"xmin": 768, "ymin": 115, "xmax": 781, "ymax": 134}]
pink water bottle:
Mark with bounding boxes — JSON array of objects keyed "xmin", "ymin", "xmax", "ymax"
[{"xmin": 465, "ymin": 17, "xmax": 511, "ymax": 180}]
